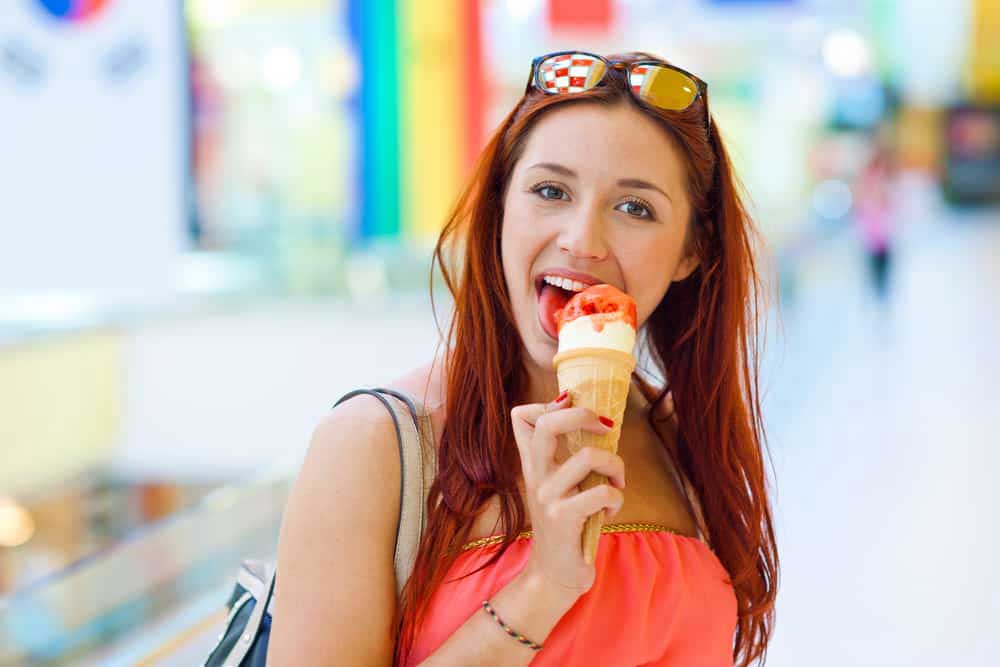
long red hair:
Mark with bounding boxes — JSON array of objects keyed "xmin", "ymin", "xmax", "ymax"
[{"xmin": 394, "ymin": 52, "xmax": 779, "ymax": 666}]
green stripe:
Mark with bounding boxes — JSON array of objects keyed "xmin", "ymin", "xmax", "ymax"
[{"xmin": 367, "ymin": 0, "xmax": 400, "ymax": 239}]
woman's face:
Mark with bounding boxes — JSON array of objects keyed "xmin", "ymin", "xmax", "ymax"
[{"xmin": 501, "ymin": 102, "xmax": 699, "ymax": 372}]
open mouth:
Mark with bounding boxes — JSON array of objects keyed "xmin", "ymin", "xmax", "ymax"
[{"xmin": 535, "ymin": 274, "xmax": 589, "ymax": 340}]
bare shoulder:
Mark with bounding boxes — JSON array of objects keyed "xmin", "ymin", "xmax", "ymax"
[
  {"xmin": 387, "ymin": 358, "xmax": 448, "ymax": 449},
  {"xmin": 390, "ymin": 358, "xmax": 447, "ymax": 411},
  {"xmin": 267, "ymin": 393, "xmax": 401, "ymax": 665},
  {"xmin": 306, "ymin": 391, "xmax": 402, "ymax": 493}
]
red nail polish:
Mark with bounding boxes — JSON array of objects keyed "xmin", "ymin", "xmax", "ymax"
[
  {"xmin": 599, "ymin": 416, "xmax": 614, "ymax": 428},
  {"xmin": 554, "ymin": 390, "xmax": 569, "ymax": 404}
]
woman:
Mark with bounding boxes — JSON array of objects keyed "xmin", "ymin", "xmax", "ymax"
[
  {"xmin": 854, "ymin": 123, "xmax": 896, "ymax": 301},
  {"xmin": 268, "ymin": 51, "xmax": 778, "ymax": 666}
]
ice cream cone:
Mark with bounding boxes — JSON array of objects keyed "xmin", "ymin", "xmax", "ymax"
[{"xmin": 553, "ymin": 346, "xmax": 636, "ymax": 564}]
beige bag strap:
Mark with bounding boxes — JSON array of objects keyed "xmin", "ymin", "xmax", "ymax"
[
  {"xmin": 333, "ymin": 388, "xmax": 435, "ymax": 596},
  {"xmin": 370, "ymin": 388, "xmax": 437, "ymax": 594}
]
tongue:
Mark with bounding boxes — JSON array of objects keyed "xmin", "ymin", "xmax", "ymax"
[{"xmin": 538, "ymin": 284, "xmax": 572, "ymax": 340}]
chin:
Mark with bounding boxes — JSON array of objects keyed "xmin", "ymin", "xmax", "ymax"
[
  {"xmin": 528, "ymin": 339, "xmax": 556, "ymax": 367},
  {"xmin": 520, "ymin": 324, "xmax": 558, "ymax": 374}
]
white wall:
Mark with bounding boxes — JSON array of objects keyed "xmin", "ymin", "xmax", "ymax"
[
  {"xmin": 113, "ymin": 295, "xmax": 445, "ymax": 480},
  {"xmin": 0, "ymin": 0, "xmax": 186, "ymax": 298}
]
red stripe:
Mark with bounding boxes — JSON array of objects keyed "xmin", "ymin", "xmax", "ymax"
[
  {"xmin": 547, "ymin": 0, "xmax": 614, "ymax": 31},
  {"xmin": 569, "ymin": 76, "xmax": 585, "ymax": 87},
  {"xmin": 461, "ymin": 0, "xmax": 485, "ymax": 170},
  {"xmin": 555, "ymin": 67, "xmax": 569, "ymax": 77}
]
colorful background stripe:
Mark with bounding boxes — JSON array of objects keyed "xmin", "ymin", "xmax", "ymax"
[{"xmin": 350, "ymin": 0, "xmax": 484, "ymax": 246}]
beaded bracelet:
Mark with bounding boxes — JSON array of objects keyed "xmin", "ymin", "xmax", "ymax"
[{"xmin": 481, "ymin": 600, "xmax": 543, "ymax": 651}]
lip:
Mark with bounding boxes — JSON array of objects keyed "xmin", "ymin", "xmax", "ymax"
[{"xmin": 533, "ymin": 267, "xmax": 609, "ymax": 294}]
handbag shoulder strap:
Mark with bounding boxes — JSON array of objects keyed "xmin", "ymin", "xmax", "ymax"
[{"xmin": 333, "ymin": 387, "xmax": 436, "ymax": 595}]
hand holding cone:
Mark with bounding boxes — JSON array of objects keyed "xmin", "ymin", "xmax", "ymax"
[{"xmin": 551, "ymin": 284, "xmax": 637, "ymax": 564}]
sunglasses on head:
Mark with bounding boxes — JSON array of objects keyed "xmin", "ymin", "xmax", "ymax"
[{"xmin": 525, "ymin": 51, "xmax": 710, "ymax": 131}]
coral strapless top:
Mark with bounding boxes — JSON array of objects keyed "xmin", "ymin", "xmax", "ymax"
[{"xmin": 403, "ymin": 524, "xmax": 737, "ymax": 666}]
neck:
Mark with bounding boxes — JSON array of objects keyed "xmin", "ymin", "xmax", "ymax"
[{"xmin": 521, "ymin": 354, "xmax": 561, "ymax": 405}]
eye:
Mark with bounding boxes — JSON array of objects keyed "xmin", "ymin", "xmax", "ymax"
[
  {"xmin": 616, "ymin": 197, "xmax": 654, "ymax": 220},
  {"xmin": 531, "ymin": 183, "xmax": 569, "ymax": 201}
]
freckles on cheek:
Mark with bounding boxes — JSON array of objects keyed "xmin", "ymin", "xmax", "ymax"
[
  {"xmin": 501, "ymin": 203, "xmax": 533, "ymax": 287},
  {"xmin": 624, "ymin": 245, "xmax": 676, "ymax": 305},
  {"xmin": 504, "ymin": 200, "xmax": 543, "ymax": 251},
  {"xmin": 504, "ymin": 195, "xmax": 534, "ymax": 228}
]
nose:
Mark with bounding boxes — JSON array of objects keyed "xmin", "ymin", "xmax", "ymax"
[{"xmin": 557, "ymin": 203, "xmax": 609, "ymax": 261}]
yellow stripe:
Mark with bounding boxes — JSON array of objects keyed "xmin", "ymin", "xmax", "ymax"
[
  {"xmin": 400, "ymin": 0, "xmax": 463, "ymax": 245},
  {"xmin": 969, "ymin": 0, "xmax": 1000, "ymax": 102}
]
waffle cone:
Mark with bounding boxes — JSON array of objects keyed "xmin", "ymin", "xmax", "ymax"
[{"xmin": 552, "ymin": 346, "xmax": 636, "ymax": 564}]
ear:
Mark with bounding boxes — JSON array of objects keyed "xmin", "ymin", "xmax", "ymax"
[
  {"xmin": 671, "ymin": 249, "xmax": 699, "ymax": 282},
  {"xmin": 672, "ymin": 216, "xmax": 703, "ymax": 282}
]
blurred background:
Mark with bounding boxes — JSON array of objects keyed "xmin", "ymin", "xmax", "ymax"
[{"xmin": 1, "ymin": 0, "xmax": 998, "ymax": 664}]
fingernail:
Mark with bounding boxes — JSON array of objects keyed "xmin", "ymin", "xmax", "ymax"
[
  {"xmin": 554, "ymin": 390, "xmax": 569, "ymax": 404},
  {"xmin": 599, "ymin": 416, "xmax": 614, "ymax": 428}
]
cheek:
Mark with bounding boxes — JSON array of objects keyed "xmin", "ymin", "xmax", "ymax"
[
  {"xmin": 503, "ymin": 195, "xmax": 538, "ymax": 238},
  {"xmin": 619, "ymin": 235, "xmax": 686, "ymax": 321},
  {"xmin": 501, "ymin": 197, "xmax": 547, "ymax": 286}
]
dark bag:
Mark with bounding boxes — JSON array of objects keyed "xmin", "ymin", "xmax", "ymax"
[{"xmin": 203, "ymin": 387, "xmax": 436, "ymax": 667}]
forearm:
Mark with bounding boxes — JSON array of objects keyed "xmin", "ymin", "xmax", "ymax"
[{"xmin": 416, "ymin": 568, "xmax": 577, "ymax": 667}]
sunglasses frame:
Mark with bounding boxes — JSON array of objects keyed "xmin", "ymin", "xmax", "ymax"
[{"xmin": 525, "ymin": 50, "xmax": 711, "ymax": 131}]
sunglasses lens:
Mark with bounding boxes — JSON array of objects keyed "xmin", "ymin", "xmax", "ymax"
[
  {"xmin": 630, "ymin": 65, "xmax": 699, "ymax": 111},
  {"xmin": 536, "ymin": 53, "xmax": 607, "ymax": 94}
]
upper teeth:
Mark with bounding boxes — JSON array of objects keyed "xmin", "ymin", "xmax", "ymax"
[{"xmin": 543, "ymin": 275, "xmax": 587, "ymax": 292}]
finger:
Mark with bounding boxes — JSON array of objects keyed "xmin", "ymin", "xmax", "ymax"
[
  {"xmin": 531, "ymin": 408, "xmax": 611, "ymax": 479},
  {"xmin": 511, "ymin": 392, "xmax": 572, "ymax": 476},
  {"xmin": 510, "ymin": 391, "xmax": 571, "ymax": 430},
  {"xmin": 536, "ymin": 447, "xmax": 625, "ymax": 506},
  {"xmin": 543, "ymin": 390, "xmax": 572, "ymax": 414},
  {"xmin": 510, "ymin": 403, "xmax": 546, "ymax": 475},
  {"xmin": 533, "ymin": 407, "xmax": 611, "ymax": 443},
  {"xmin": 543, "ymin": 483, "xmax": 624, "ymax": 525}
]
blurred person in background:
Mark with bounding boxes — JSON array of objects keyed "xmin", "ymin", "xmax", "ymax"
[
  {"xmin": 853, "ymin": 122, "xmax": 897, "ymax": 301},
  {"xmin": 268, "ymin": 51, "xmax": 778, "ymax": 667}
]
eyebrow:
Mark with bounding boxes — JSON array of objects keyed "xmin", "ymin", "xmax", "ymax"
[
  {"xmin": 527, "ymin": 162, "xmax": 672, "ymax": 203},
  {"xmin": 528, "ymin": 162, "xmax": 577, "ymax": 178},
  {"xmin": 617, "ymin": 178, "xmax": 672, "ymax": 203}
]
